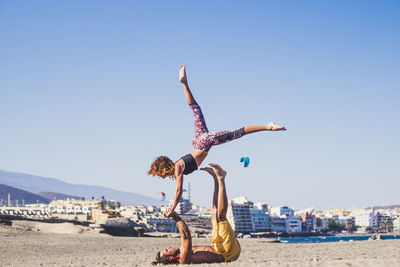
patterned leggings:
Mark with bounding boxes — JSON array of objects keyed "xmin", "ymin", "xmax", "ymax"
[{"xmin": 190, "ymin": 101, "xmax": 246, "ymax": 152}]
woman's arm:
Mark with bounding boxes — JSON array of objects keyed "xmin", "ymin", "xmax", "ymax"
[
  {"xmin": 170, "ymin": 166, "xmax": 184, "ymax": 212},
  {"xmin": 163, "ymin": 162, "xmax": 184, "ymax": 218}
]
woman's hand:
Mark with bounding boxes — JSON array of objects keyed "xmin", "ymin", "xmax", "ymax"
[{"xmin": 163, "ymin": 207, "xmax": 174, "ymax": 218}]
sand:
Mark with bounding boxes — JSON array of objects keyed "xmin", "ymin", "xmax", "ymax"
[{"xmin": 1, "ymin": 221, "xmax": 400, "ymax": 267}]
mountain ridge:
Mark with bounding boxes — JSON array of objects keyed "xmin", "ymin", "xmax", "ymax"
[
  {"xmin": 0, "ymin": 169, "xmax": 161, "ymax": 206},
  {"xmin": 0, "ymin": 184, "xmax": 50, "ymax": 204}
]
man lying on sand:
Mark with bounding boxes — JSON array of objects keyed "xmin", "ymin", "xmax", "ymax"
[{"xmin": 152, "ymin": 163, "xmax": 241, "ymax": 265}]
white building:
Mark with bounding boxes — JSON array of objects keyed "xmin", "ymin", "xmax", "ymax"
[
  {"xmin": 147, "ymin": 206, "xmax": 162, "ymax": 213},
  {"xmin": 393, "ymin": 217, "xmax": 400, "ymax": 232},
  {"xmin": 354, "ymin": 210, "xmax": 378, "ymax": 228},
  {"xmin": 270, "ymin": 206, "xmax": 295, "ymax": 217},
  {"xmin": 146, "ymin": 216, "xmax": 178, "ymax": 233},
  {"xmin": 170, "ymin": 198, "xmax": 192, "ymax": 215},
  {"xmin": 120, "ymin": 205, "xmax": 161, "ymax": 221},
  {"xmin": 254, "ymin": 202, "xmax": 268, "ymax": 211},
  {"xmin": 269, "ymin": 205, "xmax": 299, "ymax": 232},
  {"xmin": 0, "ymin": 204, "xmax": 50, "ymax": 218},
  {"xmin": 250, "ymin": 208, "xmax": 270, "ymax": 232},
  {"xmin": 315, "ymin": 216, "xmax": 329, "ymax": 231},
  {"xmin": 285, "ymin": 216, "xmax": 302, "ymax": 233},
  {"xmin": 48, "ymin": 199, "xmax": 98, "ymax": 215},
  {"xmin": 270, "ymin": 217, "xmax": 286, "ymax": 232},
  {"xmin": 191, "ymin": 205, "xmax": 211, "ymax": 217},
  {"xmin": 227, "ymin": 196, "xmax": 254, "ymax": 234},
  {"xmin": 56, "ymin": 205, "xmax": 65, "ymax": 213}
]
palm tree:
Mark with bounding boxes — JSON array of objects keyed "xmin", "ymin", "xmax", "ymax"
[
  {"xmin": 98, "ymin": 200, "xmax": 107, "ymax": 210},
  {"xmin": 381, "ymin": 221, "xmax": 393, "ymax": 233},
  {"xmin": 107, "ymin": 201, "xmax": 115, "ymax": 210}
]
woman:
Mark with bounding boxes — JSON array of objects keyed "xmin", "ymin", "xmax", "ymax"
[{"xmin": 148, "ymin": 65, "xmax": 286, "ymax": 215}]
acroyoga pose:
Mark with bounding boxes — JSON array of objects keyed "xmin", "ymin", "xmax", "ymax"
[
  {"xmin": 152, "ymin": 163, "xmax": 241, "ymax": 265},
  {"xmin": 148, "ymin": 65, "xmax": 286, "ymax": 216}
]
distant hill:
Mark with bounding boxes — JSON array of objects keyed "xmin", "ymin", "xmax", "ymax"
[
  {"xmin": 37, "ymin": 192, "xmax": 82, "ymax": 201},
  {"xmin": 0, "ymin": 169, "xmax": 162, "ymax": 206},
  {"xmin": 366, "ymin": 204, "xmax": 400, "ymax": 210},
  {"xmin": 0, "ymin": 184, "xmax": 50, "ymax": 205}
]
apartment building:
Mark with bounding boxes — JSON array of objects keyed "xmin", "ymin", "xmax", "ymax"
[
  {"xmin": 250, "ymin": 208, "xmax": 271, "ymax": 232},
  {"xmin": 227, "ymin": 196, "xmax": 254, "ymax": 234},
  {"xmin": 393, "ymin": 217, "xmax": 400, "ymax": 231},
  {"xmin": 285, "ymin": 216, "xmax": 302, "ymax": 233},
  {"xmin": 354, "ymin": 210, "xmax": 378, "ymax": 228},
  {"xmin": 301, "ymin": 212, "xmax": 315, "ymax": 233},
  {"xmin": 270, "ymin": 206, "xmax": 295, "ymax": 217},
  {"xmin": 270, "ymin": 216, "xmax": 286, "ymax": 232},
  {"xmin": 170, "ymin": 198, "xmax": 192, "ymax": 215},
  {"xmin": 49, "ymin": 199, "xmax": 98, "ymax": 215}
]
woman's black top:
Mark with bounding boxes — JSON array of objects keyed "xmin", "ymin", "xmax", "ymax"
[{"xmin": 180, "ymin": 154, "xmax": 198, "ymax": 175}]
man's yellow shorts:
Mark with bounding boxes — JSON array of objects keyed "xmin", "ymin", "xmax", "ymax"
[{"xmin": 211, "ymin": 220, "xmax": 241, "ymax": 262}]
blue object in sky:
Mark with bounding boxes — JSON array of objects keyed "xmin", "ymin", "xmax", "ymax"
[{"xmin": 240, "ymin": 157, "xmax": 250, "ymax": 167}]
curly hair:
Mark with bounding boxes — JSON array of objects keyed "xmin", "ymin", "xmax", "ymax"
[{"xmin": 148, "ymin": 156, "xmax": 175, "ymax": 179}]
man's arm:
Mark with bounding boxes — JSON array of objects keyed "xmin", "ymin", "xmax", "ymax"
[{"xmin": 171, "ymin": 211, "xmax": 192, "ymax": 264}]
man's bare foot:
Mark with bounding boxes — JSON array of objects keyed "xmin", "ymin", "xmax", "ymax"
[
  {"xmin": 200, "ymin": 167, "xmax": 217, "ymax": 177},
  {"xmin": 179, "ymin": 65, "xmax": 187, "ymax": 84},
  {"xmin": 266, "ymin": 122, "xmax": 287, "ymax": 131},
  {"xmin": 208, "ymin": 163, "xmax": 227, "ymax": 179}
]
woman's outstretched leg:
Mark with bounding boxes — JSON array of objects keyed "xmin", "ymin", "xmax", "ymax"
[
  {"xmin": 210, "ymin": 122, "xmax": 286, "ymax": 148},
  {"xmin": 245, "ymin": 122, "xmax": 286, "ymax": 133},
  {"xmin": 180, "ymin": 65, "xmax": 209, "ymax": 134},
  {"xmin": 179, "ymin": 65, "xmax": 195, "ymax": 105}
]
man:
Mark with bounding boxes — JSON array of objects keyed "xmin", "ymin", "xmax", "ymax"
[{"xmin": 152, "ymin": 163, "xmax": 241, "ymax": 265}]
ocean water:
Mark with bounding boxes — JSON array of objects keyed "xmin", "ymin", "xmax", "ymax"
[{"xmin": 279, "ymin": 235, "xmax": 400, "ymax": 243}]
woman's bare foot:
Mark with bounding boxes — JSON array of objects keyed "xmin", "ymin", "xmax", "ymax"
[
  {"xmin": 266, "ymin": 122, "xmax": 287, "ymax": 131},
  {"xmin": 179, "ymin": 65, "xmax": 187, "ymax": 84},
  {"xmin": 208, "ymin": 163, "xmax": 227, "ymax": 179}
]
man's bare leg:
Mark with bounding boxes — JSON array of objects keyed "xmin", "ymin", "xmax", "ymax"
[
  {"xmin": 201, "ymin": 167, "xmax": 219, "ymax": 223},
  {"xmin": 179, "ymin": 65, "xmax": 195, "ymax": 105},
  {"xmin": 209, "ymin": 163, "xmax": 228, "ymax": 221}
]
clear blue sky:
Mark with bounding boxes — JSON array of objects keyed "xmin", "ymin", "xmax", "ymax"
[{"xmin": 1, "ymin": 1, "xmax": 399, "ymax": 210}]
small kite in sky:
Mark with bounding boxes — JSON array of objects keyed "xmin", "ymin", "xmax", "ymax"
[
  {"xmin": 157, "ymin": 191, "xmax": 166, "ymax": 201},
  {"xmin": 240, "ymin": 157, "xmax": 250, "ymax": 167}
]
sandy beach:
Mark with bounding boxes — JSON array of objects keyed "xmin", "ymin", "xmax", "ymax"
[{"xmin": 1, "ymin": 221, "xmax": 400, "ymax": 267}]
